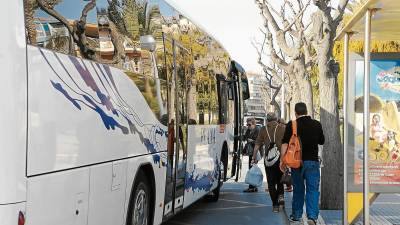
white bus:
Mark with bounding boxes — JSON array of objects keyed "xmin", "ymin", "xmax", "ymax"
[{"xmin": 0, "ymin": 0, "xmax": 250, "ymax": 225}]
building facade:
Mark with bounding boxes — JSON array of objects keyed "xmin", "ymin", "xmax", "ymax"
[{"xmin": 245, "ymin": 72, "xmax": 269, "ymax": 116}]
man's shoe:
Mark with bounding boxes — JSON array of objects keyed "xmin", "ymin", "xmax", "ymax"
[
  {"xmin": 289, "ymin": 215, "xmax": 300, "ymax": 222},
  {"xmin": 272, "ymin": 206, "xmax": 279, "ymax": 213},
  {"xmin": 243, "ymin": 187, "xmax": 256, "ymax": 193},
  {"xmin": 307, "ymin": 218, "xmax": 317, "ymax": 225},
  {"xmin": 243, "ymin": 188, "xmax": 252, "ymax": 192}
]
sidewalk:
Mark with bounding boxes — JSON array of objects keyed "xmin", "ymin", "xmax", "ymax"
[
  {"xmin": 163, "ymin": 181, "xmax": 289, "ymax": 225},
  {"xmin": 284, "ymin": 191, "xmax": 400, "ymax": 225},
  {"xmin": 164, "ymin": 160, "xmax": 288, "ymax": 225},
  {"xmin": 244, "ymin": 160, "xmax": 338, "ymax": 225},
  {"xmin": 283, "ymin": 191, "xmax": 341, "ymax": 225}
]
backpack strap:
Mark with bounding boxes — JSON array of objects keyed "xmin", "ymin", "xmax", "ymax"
[
  {"xmin": 292, "ymin": 119, "xmax": 302, "ymax": 165},
  {"xmin": 292, "ymin": 120, "xmax": 297, "ymax": 136},
  {"xmin": 266, "ymin": 126, "xmax": 271, "ymax": 143},
  {"xmin": 266, "ymin": 122, "xmax": 279, "ymax": 143}
]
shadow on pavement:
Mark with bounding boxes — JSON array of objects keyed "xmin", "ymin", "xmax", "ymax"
[{"xmin": 163, "ymin": 181, "xmax": 289, "ymax": 225}]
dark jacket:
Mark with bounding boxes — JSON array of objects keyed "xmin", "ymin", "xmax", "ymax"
[
  {"xmin": 244, "ymin": 126, "xmax": 259, "ymax": 155},
  {"xmin": 282, "ymin": 116, "xmax": 325, "ymax": 162}
]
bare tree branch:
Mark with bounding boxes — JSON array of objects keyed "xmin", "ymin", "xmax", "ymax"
[
  {"xmin": 282, "ymin": 0, "xmax": 311, "ymax": 33},
  {"xmin": 261, "ymin": 6, "xmax": 297, "ymax": 57},
  {"xmin": 255, "ymin": 0, "xmax": 281, "ymax": 32},
  {"xmin": 36, "ymin": 0, "xmax": 76, "ymax": 39},
  {"xmin": 251, "ymin": 36, "xmax": 286, "ymax": 85},
  {"xmin": 334, "ymin": 0, "xmax": 350, "ymax": 24},
  {"xmin": 36, "ymin": 0, "xmax": 126, "ymax": 64}
]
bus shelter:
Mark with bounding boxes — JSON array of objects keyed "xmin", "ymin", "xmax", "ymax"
[{"xmin": 337, "ymin": 0, "xmax": 400, "ymax": 224}]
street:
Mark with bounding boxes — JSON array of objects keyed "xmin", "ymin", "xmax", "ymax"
[
  {"xmin": 163, "ymin": 181, "xmax": 288, "ymax": 225},
  {"xmin": 163, "ymin": 160, "xmax": 289, "ymax": 225}
]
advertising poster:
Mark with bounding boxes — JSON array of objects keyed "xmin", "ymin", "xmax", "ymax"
[{"xmin": 354, "ymin": 59, "xmax": 400, "ymax": 188}]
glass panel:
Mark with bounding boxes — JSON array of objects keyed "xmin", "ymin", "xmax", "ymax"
[
  {"xmin": 367, "ymin": 58, "xmax": 400, "ymax": 224},
  {"xmin": 124, "ymin": 72, "xmax": 167, "ymax": 121},
  {"xmin": 94, "ymin": 0, "xmax": 165, "ymax": 76},
  {"xmin": 209, "ymin": 73, "xmax": 219, "ymax": 125},
  {"xmin": 164, "ymin": 37, "xmax": 175, "ymax": 121},
  {"xmin": 218, "ymin": 78, "xmax": 228, "ymax": 124},
  {"xmin": 25, "ymin": 0, "xmax": 99, "ymax": 58},
  {"xmin": 187, "ymin": 65, "xmax": 198, "ymax": 125},
  {"xmin": 196, "ymin": 70, "xmax": 210, "ymax": 125},
  {"xmin": 349, "ymin": 56, "xmax": 400, "ymax": 224},
  {"xmin": 353, "ymin": 59, "xmax": 400, "ymax": 190},
  {"xmin": 195, "ymin": 70, "xmax": 219, "ymax": 125}
]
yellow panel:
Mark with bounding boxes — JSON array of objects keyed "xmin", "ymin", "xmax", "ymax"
[
  {"xmin": 337, "ymin": 0, "xmax": 400, "ymax": 41},
  {"xmin": 347, "ymin": 193, "xmax": 378, "ymax": 224}
]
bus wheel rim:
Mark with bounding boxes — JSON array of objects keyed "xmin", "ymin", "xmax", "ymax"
[{"xmin": 133, "ymin": 189, "xmax": 147, "ymax": 225}]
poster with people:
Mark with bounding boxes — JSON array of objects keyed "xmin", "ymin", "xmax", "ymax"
[{"xmin": 354, "ymin": 59, "xmax": 400, "ymax": 188}]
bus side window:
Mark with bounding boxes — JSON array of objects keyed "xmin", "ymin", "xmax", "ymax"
[
  {"xmin": 217, "ymin": 74, "xmax": 228, "ymax": 125},
  {"xmin": 125, "ymin": 73, "xmax": 168, "ymax": 123},
  {"xmin": 96, "ymin": 0, "xmax": 145, "ymax": 73},
  {"xmin": 209, "ymin": 73, "xmax": 219, "ymax": 125},
  {"xmin": 24, "ymin": 0, "xmax": 99, "ymax": 59}
]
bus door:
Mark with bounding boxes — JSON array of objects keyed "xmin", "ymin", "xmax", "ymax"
[
  {"xmin": 162, "ymin": 37, "xmax": 189, "ymax": 218},
  {"xmin": 172, "ymin": 42, "xmax": 190, "ymax": 213},
  {"xmin": 216, "ymin": 74, "xmax": 231, "ymax": 180},
  {"xmin": 229, "ymin": 61, "xmax": 250, "ymax": 181}
]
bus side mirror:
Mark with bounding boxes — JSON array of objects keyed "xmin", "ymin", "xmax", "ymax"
[{"xmin": 242, "ymin": 78, "xmax": 250, "ymax": 100}]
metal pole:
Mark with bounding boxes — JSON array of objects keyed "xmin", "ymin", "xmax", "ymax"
[
  {"xmin": 281, "ymin": 71, "xmax": 285, "ymax": 119},
  {"xmin": 343, "ymin": 32, "xmax": 351, "ymax": 225},
  {"xmin": 363, "ymin": 9, "xmax": 372, "ymax": 225}
]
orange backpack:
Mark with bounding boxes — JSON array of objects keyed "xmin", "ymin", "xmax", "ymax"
[{"xmin": 282, "ymin": 120, "xmax": 302, "ymax": 168}]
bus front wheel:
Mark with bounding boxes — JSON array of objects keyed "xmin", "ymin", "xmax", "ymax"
[{"xmin": 127, "ymin": 170, "xmax": 151, "ymax": 225}]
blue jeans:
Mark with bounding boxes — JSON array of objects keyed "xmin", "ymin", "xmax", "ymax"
[{"xmin": 291, "ymin": 161, "xmax": 320, "ymax": 220}]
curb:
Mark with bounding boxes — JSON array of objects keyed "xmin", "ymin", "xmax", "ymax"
[{"xmin": 283, "ymin": 203, "xmax": 327, "ymax": 225}]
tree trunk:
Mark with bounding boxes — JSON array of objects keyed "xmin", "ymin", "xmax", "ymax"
[
  {"xmin": 168, "ymin": 81, "xmax": 175, "ymax": 122},
  {"xmin": 293, "ymin": 58, "xmax": 314, "ymax": 117},
  {"xmin": 299, "ymin": 78, "xmax": 314, "ymax": 118},
  {"xmin": 318, "ymin": 52, "xmax": 343, "ymax": 210},
  {"xmin": 310, "ymin": 8, "xmax": 344, "ymax": 209},
  {"xmin": 24, "ymin": 0, "xmax": 37, "ymax": 44},
  {"xmin": 285, "ymin": 101, "xmax": 290, "ymax": 121},
  {"xmin": 288, "ymin": 80, "xmax": 300, "ymax": 120}
]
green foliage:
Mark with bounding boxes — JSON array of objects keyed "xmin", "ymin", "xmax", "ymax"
[
  {"xmin": 107, "ymin": 0, "xmax": 129, "ymax": 35},
  {"xmin": 125, "ymin": 71, "xmax": 161, "ymax": 116}
]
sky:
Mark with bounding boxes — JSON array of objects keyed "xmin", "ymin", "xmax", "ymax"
[
  {"xmin": 165, "ymin": 0, "xmax": 342, "ymax": 74},
  {"xmin": 166, "ymin": 0, "xmax": 265, "ymax": 73}
]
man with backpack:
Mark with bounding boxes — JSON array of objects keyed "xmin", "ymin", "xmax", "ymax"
[
  {"xmin": 280, "ymin": 102, "xmax": 325, "ymax": 225},
  {"xmin": 251, "ymin": 112, "xmax": 285, "ymax": 212}
]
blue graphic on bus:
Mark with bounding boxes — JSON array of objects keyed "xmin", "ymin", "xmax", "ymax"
[
  {"xmin": 184, "ymin": 157, "xmax": 219, "ymax": 192},
  {"xmin": 40, "ymin": 49, "xmax": 167, "ymax": 166}
]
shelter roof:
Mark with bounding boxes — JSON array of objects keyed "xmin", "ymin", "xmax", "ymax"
[{"xmin": 336, "ymin": 0, "xmax": 400, "ymax": 41}]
